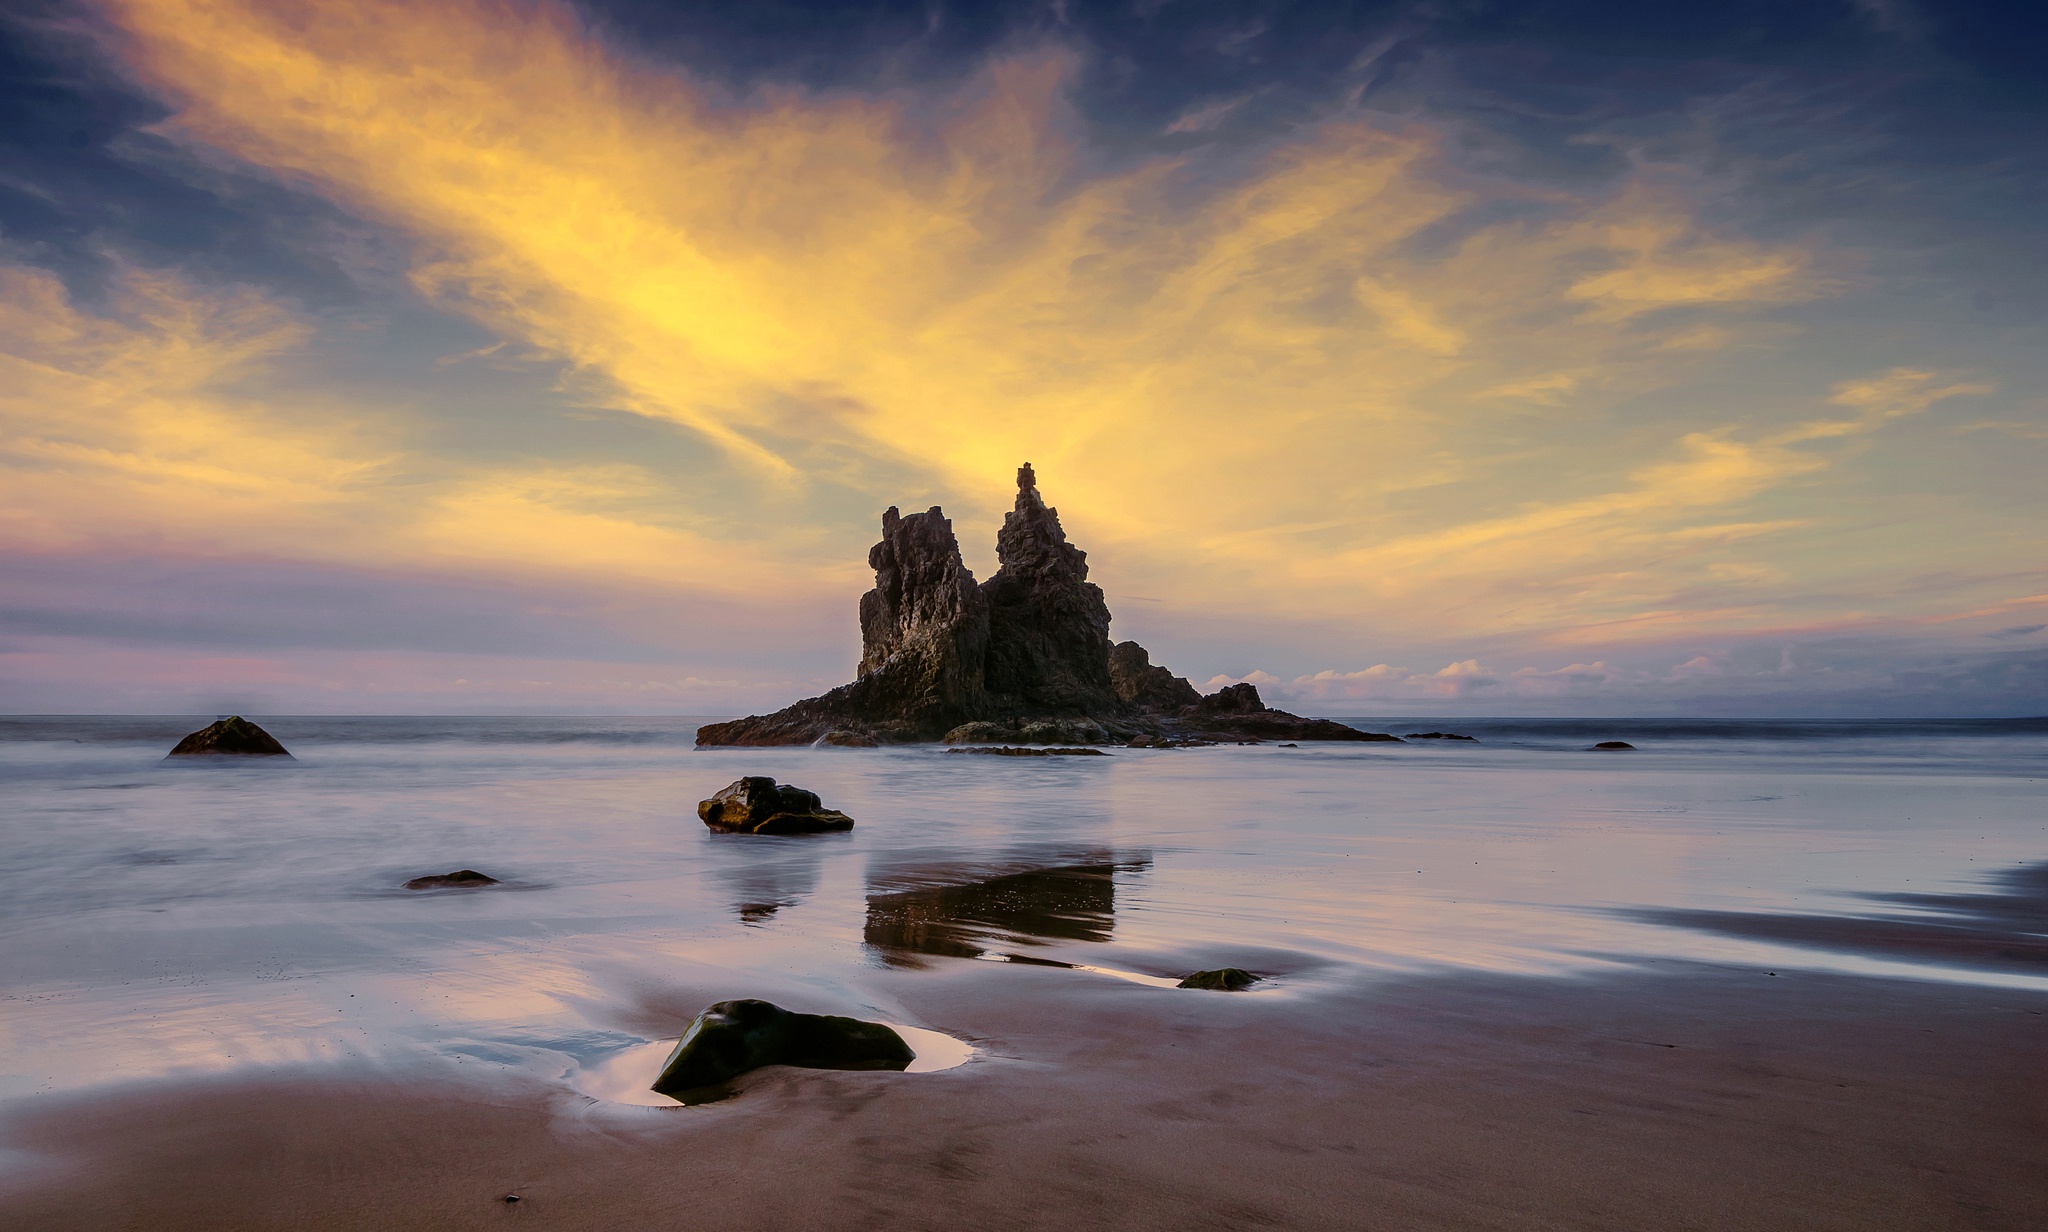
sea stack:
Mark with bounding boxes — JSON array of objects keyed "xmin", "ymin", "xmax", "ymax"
[
  {"xmin": 167, "ymin": 716, "xmax": 291, "ymax": 757},
  {"xmin": 695, "ymin": 466, "xmax": 1396, "ymax": 747}
]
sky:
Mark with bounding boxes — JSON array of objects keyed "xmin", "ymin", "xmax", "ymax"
[{"xmin": 1, "ymin": 0, "xmax": 2044, "ymax": 717}]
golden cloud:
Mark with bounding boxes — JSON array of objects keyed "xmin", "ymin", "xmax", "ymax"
[{"xmin": 90, "ymin": 0, "xmax": 1916, "ymax": 648}]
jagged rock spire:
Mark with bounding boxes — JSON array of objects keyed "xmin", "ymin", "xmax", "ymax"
[
  {"xmin": 980, "ymin": 464, "xmax": 1119, "ymax": 713},
  {"xmin": 852, "ymin": 504, "xmax": 989, "ymax": 722}
]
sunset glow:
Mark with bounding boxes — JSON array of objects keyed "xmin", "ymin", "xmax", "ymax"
[{"xmin": 3, "ymin": 0, "xmax": 2043, "ymax": 712}]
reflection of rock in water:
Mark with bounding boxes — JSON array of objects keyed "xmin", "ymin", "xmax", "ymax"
[
  {"xmin": 715, "ymin": 847, "xmax": 826, "ymax": 928},
  {"xmin": 864, "ymin": 854, "xmax": 1147, "ymax": 968}
]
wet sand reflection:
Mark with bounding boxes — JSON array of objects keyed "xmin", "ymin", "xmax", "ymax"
[
  {"xmin": 864, "ymin": 852, "xmax": 1149, "ymax": 968},
  {"xmin": 1620, "ymin": 860, "xmax": 2048, "ymax": 973}
]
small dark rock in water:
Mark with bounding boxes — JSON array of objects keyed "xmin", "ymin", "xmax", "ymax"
[
  {"xmin": 945, "ymin": 746, "xmax": 1109, "ymax": 757},
  {"xmin": 821, "ymin": 730, "xmax": 879, "ymax": 747},
  {"xmin": 1178, "ymin": 968, "xmax": 1260, "ymax": 991},
  {"xmin": 1592, "ymin": 741, "xmax": 1636, "ymax": 750},
  {"xmin": 404, "ymin": 869, "xmax": 500, "ymax": 891},
  {"xmin": 167, "ymin": 716, "xmax": 290, "ymax": 757},
  {"xmin": 699, "ymin": 777, "xmax": 854, "ymax": 834},
  {"xmin": 1405, "ymin": 731, "xmax": 1477, "ymax": 741},
  {"xmin": 652, "ymin": 998, "xmax": 914, "ymax": 1098}
]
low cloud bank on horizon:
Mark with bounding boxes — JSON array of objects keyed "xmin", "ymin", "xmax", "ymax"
[{"xmin": 1, "ymin": 0, "xmax": 2045, "ymax": 716}]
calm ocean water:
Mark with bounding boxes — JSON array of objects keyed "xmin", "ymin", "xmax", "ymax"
[{"xmin": 2, "ymin": 715, "xmax": 2043, "ymax": 1103}]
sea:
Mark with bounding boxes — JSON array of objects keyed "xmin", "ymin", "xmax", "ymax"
[{"xmin": 1, "ymin": 715, "xmax": 2043, "ymax": 1106}]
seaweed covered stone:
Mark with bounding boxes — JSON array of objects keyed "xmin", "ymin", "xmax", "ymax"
[
  {"xmin": 167, "ymin": 716, "xmax": 291, "ymax": 757},
  {"xmin": 652, "ymin": 998, "xmax": 914, "ymax": 1098},
  {"xmin": 698, "ymin": 777, "xmax": 854, "ymax": 834}
]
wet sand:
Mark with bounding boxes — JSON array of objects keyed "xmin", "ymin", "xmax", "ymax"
[{"xmin": 4, "ymin": 962, "xmax": 2043, "ymax": 1231}]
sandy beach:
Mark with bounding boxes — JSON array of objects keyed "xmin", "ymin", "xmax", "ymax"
[{"xmin": 5, "ymin": 960, "xmax": 2044, "ymax": 1230}]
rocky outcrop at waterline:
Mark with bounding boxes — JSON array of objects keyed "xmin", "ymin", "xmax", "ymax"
[
  {"xmin": 167, "ymin": 716, "xmax": 291, "ymax": 757},
  {"xmin": 695, "ymin": 465, "xmax": 1396, "ymax": 747}
]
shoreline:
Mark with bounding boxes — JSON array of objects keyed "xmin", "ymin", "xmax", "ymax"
[{"xmin": 5, "ymin": 960, "xmax": 2043, "ymax": 1230}]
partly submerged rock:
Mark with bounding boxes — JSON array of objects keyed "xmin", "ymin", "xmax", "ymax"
[
  {"xmin": 698, "ymin": 777, "xmax": 854, "ymax": 834},
  {"xmin": 1592, "ymin": 741, "xmax": 1636, "ymax": 750},
  {"xmin": 1406, "ymin": 731, "xmax": 1477, "ymax": 741},
  {"xmin": 167, "ymin": 716, "xmax": 290, "ymax": 757},
  {"xmin": 945, "ymin": 746, "xmax": 1109, "ymax": 757},
  {"xmin": 821, "ymin": 730, "xmax": 880, "ymax": 748},
  {"xmin": 652, "ymin": 999, "xmax": 913, "ymax": 1098},
  {"xmin": 404, "ymin": 869, "xmax": 500, "ymax": 891},
  {"xmin": 1178, "ymin": 967, "xmax": 1260, "ymax": 991}
]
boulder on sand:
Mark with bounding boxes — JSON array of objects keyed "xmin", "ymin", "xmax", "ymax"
[
  {"xmin": 698, "ymin": 777, "xmax": 854, "ymax": 834},
  {"xmin": 167, "ymin": 716, "xmax": 291, "ymax": 757},
  {"xmin": 652, "ymin": 998, "xmax": 914, "ymax": 1098}
]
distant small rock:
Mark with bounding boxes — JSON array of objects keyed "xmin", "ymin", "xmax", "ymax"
[
  {"xmin": 1592, "ymin": 741, "xmax": 1636, "ymax": 750},
  {"xmin": 1277, "ymin": 743, "xmax": 1298, "ymax": 748},
  {"xmin": 1178, "ymin": 968, "xmax": 1260, "ymax": 991},
  {"xmin": 945, "ymin": 746, "xmax": 1109, "ymax": 757},
  {"xmin": 1405, "ymin": 732, "xmax": 1477, "ymax": 741},
  {"xmin": 404, "ymin": 869, "xmax": 500, "ymax": 890},
  {"xmin": 821, "ymin": 730, "xmax": 879, "ymax": 747},
  {"xmin": 652, "ymin": 998, "xmax": 914, "ymax": 1098},
  {"xmin": 166, "ymin": 716, "xmax": 290, "ymax": 757},
  {"xmin": 699, "ymin": 777, "xmax": 855, "ymax": 834}
]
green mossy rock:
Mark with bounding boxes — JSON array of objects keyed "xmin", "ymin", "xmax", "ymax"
[
  {"xmin": 167, "ymin": 716, "xmax": 291, "ymax": 757},
  {"xmin": 652, "ymin": 999, "xmax": 914, "ymax": 1098},
  {"xmin": 698, "ymin": 777, "xmax": 854, "ymax": 834},
  {"xmin": 1178, "ymin": 967, "xmax": 1259, "ymax": 991}
]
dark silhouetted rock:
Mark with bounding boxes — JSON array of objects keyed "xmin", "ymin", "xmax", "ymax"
[
  {"xmin": 695, "ymin": 466, "xmax": 1404, "ymax": 747},
  {"xmin": 1178, "ymin": 967, "xmax": 1260, "ymax": 991},
  {"xmin": 1174, "ymin": 684, "xmax": 1401, "ymax": 743},
  {"xmin": 167, "ymin": 716, "xmax": 290, "ymax": 757},
  {"xmin": 1110, "ymin": 640, "xmax": 1202, "ymax": 711},
  {"xmin": 404, "ymin": 869, "xmax": 500, "ymax": 890},
  {"xmin": 1592, "ymin": 741, "xmax": 1636, "ymax": 750},
  {"xmin": 651, "ymin": 998, "xmax": 913, "ymax": 1098},
  {"xmin": 1406, "ymin": 732, "xmax": 1477, "ymax": 741},
  {"xmin": 945, "ymin": 746, "xmax": 1109, "ymax": 757},
  {"xmin": 696, "ymin": 506, "xmax": 988, "ymax": 746},
  {"xmin": 978, "ymin": 461, "xmax": 1120, "ymax": 717},
  {"xmin": 698, "ymin": 777, "xmax": 854, "ymax": 834},
  {"xmin": 1191, "ymin": 682, "xmax": 1264, "ymax": 714}
]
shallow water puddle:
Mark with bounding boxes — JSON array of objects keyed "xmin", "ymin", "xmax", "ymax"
[{"xmin": 574, "ymin": 1024, "xmax": 975, "ymax": 1106}]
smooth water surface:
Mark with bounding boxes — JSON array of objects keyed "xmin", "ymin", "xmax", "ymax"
[{"xmin": 2, "ymin": 715, "xmax": 2043, "ymax": 1104}]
